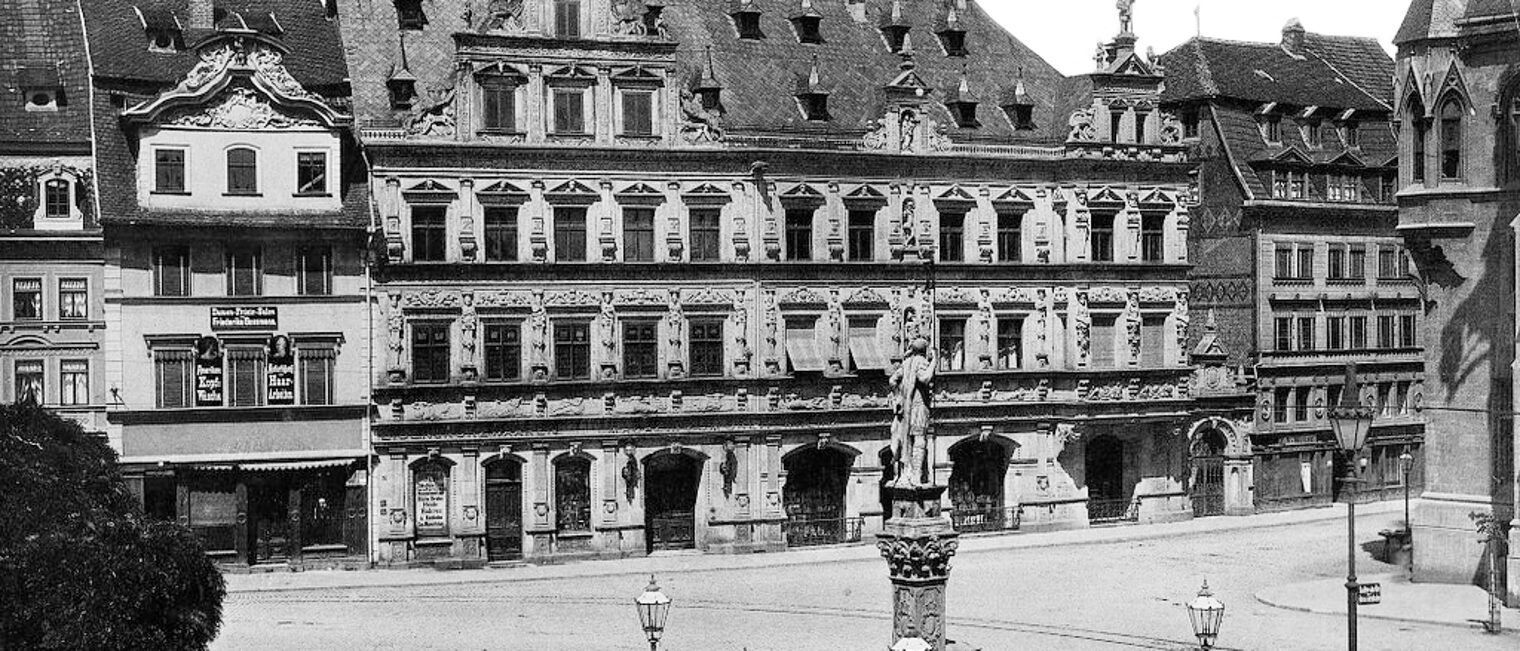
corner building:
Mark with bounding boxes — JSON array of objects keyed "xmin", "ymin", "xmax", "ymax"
[{"xmin": 343, "ymin": 0, "xmax": 1202, "ymax": 565}]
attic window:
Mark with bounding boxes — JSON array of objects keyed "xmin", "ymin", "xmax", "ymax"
[
  {"xmin": 1263, "ymin": 116, "xmax": 1282, "ymax": 143},
  {"xmin": 697, "ymin": 88, "xmax": 722, "ymax": 112},
  {"xmin": 388, "ymin": 79, "xmax": 417, "ymax": 110},
  {"xmin": 1182, "ymin": 108, "xmax": 1199, "ymax": 139},
  {"xmin": 950, "ymin": 103, "xmax": 978, "ymax": 128},
  {"xmin": 792, "ymin": 15, "xmax": 822, "ymax": 44},
  {"xmin": 937, "ymin": 28, "xmax": 967, "ymax": 57},
  {"xmin": 147, "ymin": 29, "xmax": 181, "ymax": 52},
  {"xmin": 881, "ymin": 25, "xmax": 909, "ymax": 53},
  {"xmin": 18, "ymin": 63, "xmax": 63, "ymax": 112},
  {"xmin": 1342, "ymin": 122, "xmax": 1359, "ymax": 148},
  {"xmin": 24, "ymin": 89, "xmax": 60, "ymax": 112},
  {"xmin": 1005, "ymin": 104, "xmax": 1034, "ymax": 131},
  {"xmin": 732, "ymin": 9, "xmax": 764, "ymax": 39},
  {"xmin": 798, "ymin": 94, "xmax": 829, "ymax": 121},
  {"xmin": 1304, "ymin": 121, "xmax": 1322, "ymax": 148},
  {"xmin": 395, "ymin": 0, "xmax": 426, "ymax": 30}
]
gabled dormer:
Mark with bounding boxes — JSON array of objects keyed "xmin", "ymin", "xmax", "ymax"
[
  {"xmin": 692, "ymin": 46, "xmax": 724, "ymax": 113},
  {"xmin": 133, "ymin": 5, "xmax": 184, "ymax": 53},
  {"xmin": 789, "ymin": 0, "xmax": 824, "ymax": 44},
  {"xmin": 1001, "ymin": 72, "xmax": 1035, "ymax": 131},
  {"xmin": 795, "ymin": 57, "xmax": 830, "ymax": 121},
  {"xmin": 944, "ymin": 69, "xmax": 979, "ymax": 128},
  {"xmin": 935, "ymin": 4, "xmax": 968, "ymax": 57},
  {"xmin": 879, "ymin": 0, "xmax": 910, "ymax": 53},
  {"xmin": 729, "ymin": 0, "xmax": 764, "ymax": 40}
]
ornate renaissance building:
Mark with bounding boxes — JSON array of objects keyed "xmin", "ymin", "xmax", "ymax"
[
  {"xmin": 0, "ymin": 0, "xmax": 104, "ymax": 434},
  {"xmin": 1159, "ymin": 21, "xmax": 1425, "ymax": 514},
  {"xmin": 1395, "ymin": 0, "xmax": 1517, "ymax": 604},
  {"xmin": 80, "ymin": 0, "xmax": 372, "ymax": 568},
  {"xmin": 340, "ymin": 0, "xmax": 1209, "ymax": 566}
]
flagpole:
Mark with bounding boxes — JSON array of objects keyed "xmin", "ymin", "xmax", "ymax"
[{"xmin": 1195, "ymin": 3, "xmax": 1202, "ymax": 37}]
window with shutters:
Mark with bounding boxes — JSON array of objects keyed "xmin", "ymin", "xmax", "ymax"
[
  {"xmin": 225, "ymin": 147, "xmax": 258, "ymax": 195},
  {"xmin": 623, "ymin": 208, "xmax": 656, "ymax": 262},
  {"xmin": 938, "ymin": 211, "xmax": 965, "ymax": 262},
  {"xmin": 155, "ymin": 149, "xmax": 186, "ymax": 193},
  {"xmin": 620, "ymin": 90, "xmax": 654, "ymax": 136},
  {"xmin": 226, "ymin": 346, "xmax": 266, "ymax": 407},
  {"xmin": 997, "ymin": 210, "xmax": 1022, "ymax": 262},
  {"xmin": 552, "ymin": 89, "xmax": 586, "ymax": 134},
  {"xmin": 14, "ymin": 360, "xmax": 43, "ymax": 404},
  {"xmin": 938, "ymin": 318, "xmax": 966, "ymax": 371},
  {"xmin": 58, "ymin": 278, "xmax": 86, "ymax": 319},
  {"xmin": 153, "ymin": 246, "xmax": 190, "ymax": 297},
  {"xmin": 847, "ymin": 210, "xmax": 875, "ymax": 261},
  {"xmin": 997, "ymin": 317, "xmax": 1022, "ymax": 369},
  {"xmin": 689, "ymin": 321, "xmax": 724, "ymax": 377},
  {"xmin": 12, "ymin": 278, "xmax": 40, "ymax": 320},
  {"xmin": 1090, "ymin": 211, "xmax": 1115, "ymax": 262},
  {"xmin": 622, "ymin": 321, "xmax": 659, "ymax": 378},
  {"xmin": 154, "ymin": 349, "xmax": 195, "ymax": 408},
  {"xmin": 296, "ymin": 246, "xmax": 332, "ymax": 296},
  {"xmin": 298, "ymin": 346, "xmax": 335, "ymax": 406},
  {"xmin": 59, "ymin": 359, "xmax": 88, "ymax": 406},
  {"xmin": 484, "ymin": 207, "xmax": 519, "ymax": 262},
  {"xmin": 554, "ymin": 322, "xmax": 591, "ymax": 379},
  {"xmin": 480, "ymin": 78, "xmax": 518, "ymax": 132},
  {"xmin": 295, "ymin": 152, "xmax": 327, "ymax": 195},
  {"xmin": 554, "ymin": 0, "xmax": 581, "ymax": 38},
  {"xmin": 483, "ymin": 322, "xmax": 521, "ymax": 381},
  {"xmin": 689, "ymin": 208, "xmax": 721, "ymax": 261},
  {"xmin": 411, "ymin": 322, "xmax": 450, "ymax": 384},
  {"xmin": 411, "ymin": 206, "xmax": 448, "ymax": 262},
  {"xmin": 785, "ymin": 209, "xmax": 813, "ymax": 260},
  {"xmin": 225, "ymin": 246, "xmax": 262, "ymax": 296},
  {"xmin": 554, "ymin": 207, "xmax": 588, "ymax": 261}
]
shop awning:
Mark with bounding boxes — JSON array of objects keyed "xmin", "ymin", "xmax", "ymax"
[
  {"xmin": 189, "ymin": 459, "xmax": 357, "ymax": 472},
  {"xmin": 785, "ymin": 329, "xmax": 828, "ymax": 372},
  {"xmin": 849, "ymin": 329, "xmax": 890, "ymax": 370}
]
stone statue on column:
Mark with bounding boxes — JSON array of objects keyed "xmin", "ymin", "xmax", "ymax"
[{"xmin": 888, "ymin": 336, "xmax": 935, "ymax": 488}]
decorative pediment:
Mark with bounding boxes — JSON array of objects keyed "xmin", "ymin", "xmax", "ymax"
[
  {"xmin": 1088, "ymin": 186, "xmax": 1125, "ymax": 205},
  {"xmin": 1270, "ymin": 147, "xmax": 1312, "ymax": 164},
  {"xmin": 682, "ymin": 182, "xmax": 732, "ymax": 206},
  {"xmin": 843, "ymin": 184, "xmax": 888, "ymax": 207},
  {"xmin": 121, "ymin": 35, "xmax": 348, "ymax": 128},
  {"xmin": 843, "ymin": 288, "xmax": 889, "ymax": 306},
  {"xmin": 615, "ymin": 182, "xmax": 664, "ymax": 198},
  {"xmin": 935, "ymin": 185, "xmax": 976, "ymax": 204},
  {"xmin": 546, "ymin": 180, "xmax": 598, "ymax": 196},
  {"xmin": 780, "ymin": 183, "xmax": 825, "ymax": 206},
  {"xmin": 475, "ymin": 61, "xmax": 528, "ymax": 79},
  {"xmin": 1325, "ymin": 150, "xmax": 1367, "ymax": 167},
  {"xmin": 1106, "ymin": 52, "xmax": 1157, "ymax": 77},
  {"xmin": 1399, "ymin": 67, "xmax": 1426, "ymax": 115},
  {"xmin": 778, "ymin": 287, "xmax": 827, "ymax": 307},
  {"xmin": 1139, "ymin": 187, "xmax": 1173, "ymax": 207},
  {"xmin": 684, "ymin": 288, "xmax": 737, "ymax": 306},
  {"xmin": 992, "ymin": 187, "xmax": 1036, "ymax": 205},
  {"xmin": 1437, "ymin": 61, "xmax": 1469, "ymax": 105},
  {"xmin": 612, "ymin": 66, "xmax": 662, "ymax": 82},
  {"xmin": 477, "ymin": 180, "xmax": 529, "ymax": 205},
  {"xmin": 402, "ymin": 180, "xmax": 457, "ymax": 203},
  {"xmin": 547, "ymin": 65, "xmax": 597, "ymax": 80}
]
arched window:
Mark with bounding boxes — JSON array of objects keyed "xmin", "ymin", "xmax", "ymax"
[
  {"xmin": 43, "ymin": 178, "xmax": 70, "ymax": 218},
  {"xmin": 1408, "ymin": 96, "xmax": 1427, "ymax": 182},
  {"xmin": 554, "ymin": 455, "xmax": 592, "ymax": 532},
  {"xmin": 1439, "ymin": 98, "xmax": 1463, "ymax": 180},
  {"xmin": 226, "ymin": 147, "xmax": 258, "ymax": 194}
]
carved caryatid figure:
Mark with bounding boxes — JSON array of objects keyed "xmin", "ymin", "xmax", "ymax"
[
  {"xmin": 460, "ymin": 292, "xmax": 478, "ymax": 365},
  {"xmin": 387, "ymin": 293, "xmax": 405, "ymax": 370},
  {"xmin": 888, "ymin": 336, "xmax": 935, "ymax": 488},
  {"xmin": 479, "ymin": 0, "xmax": 526, "ymax": 33}
]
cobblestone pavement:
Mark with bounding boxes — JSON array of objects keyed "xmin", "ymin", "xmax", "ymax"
[{"xmin": 217, "ymin": 508, "xmax": 1520, "ymax": 650}]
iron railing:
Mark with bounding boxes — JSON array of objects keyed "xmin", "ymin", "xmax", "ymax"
[
  {"xmin": 1192, "ymin": 493, "xmax": 1226, "ymax": 518},
  {"xmin": 1088, "ymin": 497, "xmax": 1141, "ymax": 524},
  {"xmin": 783, "ymin": 516, "xmax": 864, "ymax": 547},
  {"xmin": 950, "ymin": 505, "xmax": 1023, "ymax": 534}
]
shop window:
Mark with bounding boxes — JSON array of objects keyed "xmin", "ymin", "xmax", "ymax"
[
  {"xmin": 411, "ymin": 206, "xmax": 447, "ymax": 262},
  {"xmin": 554, "ymin": 206, "xmax": 588, "ymax": 262},
  {"xmin": 484, "ymin": 322, "xmax": 521, "ymax": 381},
  {"xmin": 298, "ymin": 345, "xmax": 335, "ymax": 405},
  {"xmin": 938, "ymin": 211, "xmax": 965, "ymax": 262},
  {"xmin": 225, "ymin": 246, "xmax": 263, "ymax": 296},
  {"xmin": 154, "ymin": 348, "xmax": 195, "ymax": 408},
  {"xmin": 847, "ymin": 209, "xmax": 874, "ymax": 261},
  {"xmin": 620, "ymin": 90, "xmax": 654, "ymax": 136},
  {"xmin": 555, "ymin": 456, "xmax": 592, "ymax": 532},
  {"xmin": 413, "ymin": 462, "xmax": 450, "ymax": 537},
  {"xmin": 296, "ymin": 246, "xmax": 332, "ymax": 296},
  {"xmin": 226, "ymin": 147, "xmax": 258, "ymax": 195},
  {"xmin": 785, "ymin": 209, "xmax": 813, "ymax": 260},
  {"xmin": 997, "ymin": 317, "xmax": 1022, "ymax": 369},
  {"xmin": 1440, "ymin": 98, "xmax": 1463, "ymax": 180},
  {"xmin": 226, "ymin": 346, "xmax": 266, "ymax": 407},
  {"xmin": 623, "ymin": 207, "xmax": 656, "ymax": 262},
  {"xmin": 689, "ymin": 320, "xmax": 724, "ymax": 377},
  {"xmin": 689, "ymin": 209, "xmax": 721, "ymax": 261},
  {"xmin": 996, "ymin": 211, "xmax": 1022, "ymax": 262},
  {"xmin": 552, "ymin": 89, "xmax": 586, "ymax": 134},
  {"xmin": 554, "ymin": 322, "xmax": 591, "ymax": 379},
  {"xmin": 554, "ymin": 0, "xmax": 581, "ymax": 38},
  {"xmin": 15, "ymin": 360, "xmax": 43, "ymax": 403},
  {"xmin": 58, "ymin": 278, "xmax": 86, "ymax": 319},
  {"xmin": 622, "ymin": 321, "xmax": 659, "ymax": 378},
  {"xmin": 484, "ymin": 207, "xmax": 519, "ymax": 262},
  {"xmin": 938, "ymin": 318, "xmax": 965, "ymax": 371},
  {"xmin": 1090, "ymin": 211, "xmax": 1115, "ymax": 262},
  {"xmin": 12, "ymin": 278, "xmax": 41, "ymax": 320},
  {"xmin": 43, "ymin": 178, "xmax": 70, "ymax": 218},
  {"xmin": 301, "ymin": 472, "xmax": 345, "ymax": 546},
  {"xmin": 480, "ymin": 78, "xmax": 517, "ymax": 132},
  {"xmin": 155, "ymin": 149, "xmax": 186, "ymax": 193},
  {"xmin": 59, "ymin": 360, "xmax": 88, "ymax": 406},
  {"xmin": 295, "ymin": 152, "xmax": 328, "ymax": 196},
  {"xmin": 411, "ymin": 322, "xmax": 450, "ymax": 384}
]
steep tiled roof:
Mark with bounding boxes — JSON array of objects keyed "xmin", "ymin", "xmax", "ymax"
[
  {"xmin": 81, "ymin": 0, "xmax": 348, "ymax": 92},
  {"xmin": 1160, "ymin": 35, "xmax": 1390, "ymax": 110},
  {"xmin": 0, "ymin": 0, "xmax": 92, "ymax": 148},
  {"xmin": 341, "ymin": 0, "xmax": 1076, "ymax": 144},
  {"xmin": 1394, "ymin": 0, "xmax": 1467, "ymax": 45},
  {"xmin": 1465, "ymin": 0, "xmax": 1519, "ymax": 19}
]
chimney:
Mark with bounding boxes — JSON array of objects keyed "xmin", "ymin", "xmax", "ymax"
[
  {"xmin": 188, "ymin": 0, "xmax": 214, "ymax": 30},
  {"xmin": 1281, "ymin": 18, "xmax": 1306, "ymax": 54}
]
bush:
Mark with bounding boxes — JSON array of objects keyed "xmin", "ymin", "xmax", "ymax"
[{"xmin": 0, "ymin": 402, "xmax": 225, "ymax": 650}]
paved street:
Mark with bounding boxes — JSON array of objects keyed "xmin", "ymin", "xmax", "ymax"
[{"xmin": 217, "ymin": 505, "xmax": 1519, "ymax": 650}]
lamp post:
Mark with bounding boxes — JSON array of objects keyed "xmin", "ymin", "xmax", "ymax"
[
  {"xmin": 1328, "ymin": 362, "xmax": 1374, "ymax": 651},
  {"xmin": 1398, "ymin": 449, "xmax": 1414, "ymax": 572},
  {"xmin": 1185, "ymin": 580, "xmax": 1225, "ymax": 650},
  {"xmin": 635, "ymin": 575, "xmax": 671, "ymax": 651}
]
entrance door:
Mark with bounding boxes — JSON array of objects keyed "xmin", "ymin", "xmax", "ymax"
[
  {"xmin": 645, "ymin": 454, "xmax": 702, "ymax": 552},
  {"xmin": 248, "ymin": 480, "xmax": 291, "ymax": 563},
  {"xmin": 343, "ymin": 483, "xmax": 367, "ymax": 557},
  {"xmin": 949, "ymin": 440, "xmax": 1010, "ymax": 532},
  {"xmin": 1190, "ymin": 430, "xmax": 1228, "ymax": 518},
  {"xmin": 1085, "ymin": 435, "xmax": 1130, "ymax": 523},
  {"xmin": 783, "ymin": 447, "xmax": 853, "ymax": 547},
  {"xmin": 484, "ymin": 459, "xmax": 524, "ymax": 561}
]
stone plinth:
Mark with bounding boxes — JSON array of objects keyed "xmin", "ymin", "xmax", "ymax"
[{"xmin": 877, "ymin": 485, "xmax": 959, "ymax": 651}]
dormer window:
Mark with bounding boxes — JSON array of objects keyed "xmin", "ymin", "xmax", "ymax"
[
  {"xmin": 1005, "ymin": 104, "xmax": 1034, "ymax": 130},
  {"xmin": 945, "ymin": 73, "xmax": 980, "ymax": 128},
  {"xmin": 1304, "ymin": 120, "xmax": 1322, "ymax": 148},
  {"xmin": 731, "ymin": 6, "xmax": 764, "ymax": 39},
  {"xmin": 881, "ymin": 24, "xmax": 909, "ymax": 53},
  {"xmin": 1342, "ymin": 122, "xmax": 1359, "ymax": 148},
  {"xmin": 388, "ymin": 78, "xmax": 416, "ymax": 110},
  {"xmin": 18, "ymin": 63, "xmax": 63, "ymax": 113},
  {"xmin": 1264, "ymin": 116, "xmax": 1282, "ymax": 143},
  {"xmin": 937, "ymin": 28, "xmax": 967, "ymax": 57},
  {"xmin": 395, "ymin": 0, "xmax": 426, "ymax": 30},
  {"xmin": 43, "ymin": 178, "xmax": 70, "ymax": 219},
  {"xmin": 791, "ymin": 14, "xmax": 822, "ymax": 44},
  {"xmin": 1182, "ymin": 108, "xmax": 1199, "ymax": 139},
  {"xmin": 24, "ymin": 89, "xmax": 59, "ymax": 112},
  {"xmin": 799, "ymin": 94, "xmax": 829, "ymax": 121},
  {"xmin": 147, "ymin": 29, "xmax": 182, "ymax": 53}
]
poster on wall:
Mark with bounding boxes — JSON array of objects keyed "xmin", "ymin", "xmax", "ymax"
[
  {"xmin": 211, "ymin": 306, "xmax": 278, "ymax": 330},
  {"xmin": 266, "ymin": 335, "xmax": 295, "ymax": 405},
  {"xmin": 195, "ymin": 336, "xmax": 224, "ymax": 407},
  {"xmin": 414, "ymin": 466, "xmax": 449, "ymax": 535}
]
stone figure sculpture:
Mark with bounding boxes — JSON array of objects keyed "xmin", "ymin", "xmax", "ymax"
[
  {"xmin": 679, "ymin": 89, "xmax": 724, "ymax": 143},
  {"xmin": 1117, "ymin": 0, "xmax": 1135, "ymax": 34},
  {"xmin": 888, "ymin": 336, "xmax": 935, "ymax": 488},
  {"xmin": 479, "ymin": 0, "xmax": 525, "ymax": 33}
]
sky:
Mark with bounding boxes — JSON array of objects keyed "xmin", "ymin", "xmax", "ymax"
[{"xmin": 982, "ymin": 0, "xmax": 1408, "ymax": 76}]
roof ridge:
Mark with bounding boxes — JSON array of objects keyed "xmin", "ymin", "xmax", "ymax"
[{"xmin": 1302, "ymin": 43, "xmax": 1391, "ymax": 111}]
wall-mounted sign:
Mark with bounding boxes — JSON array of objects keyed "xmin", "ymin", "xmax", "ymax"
[
  {"xmin": 211, "ymin": 306, "xmax": 278, "ymax": 330},
  {"xmin": 414, "ymin": 466, "xmax": 449, "ymax": 536},
  {"xmin": 266, "ymin": 335, "xmax": 295, "ymax": 405},
  {"xmin": 195, "ymin": 336, "xmax": 224, "ymax": 407}
]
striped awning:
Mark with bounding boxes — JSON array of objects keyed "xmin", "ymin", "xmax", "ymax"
[
  {"xmin": 191, "ymin": 459, "xmax": 357, "ymax": 472},
  {"xmin": 785, "ymin": 329, "xmax": 828, "ymax": 372},
  {"xmin": 848, "ymin": 329, "xmax": 890, "ymax": 370}
]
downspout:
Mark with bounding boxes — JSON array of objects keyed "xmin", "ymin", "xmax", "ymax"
[{"xmin": 361, "ymin": 142, "xmax": 379, "ymax": 567}]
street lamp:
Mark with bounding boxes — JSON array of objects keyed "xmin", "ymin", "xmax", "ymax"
[
  {"xmin": 635, "ymin": 575, "xmax": 671, "ymax": 651},
  {"xmin": 1328, "ymin": 362, "xmax": 1375, "ymax": 651},
  {"xmin": 1185, "ymin": 580, "xmax": 1225, "ymax": 650},
  {"xmin": 1399, "ymin": 449, "xmax": 1415, "ymax": 571}
]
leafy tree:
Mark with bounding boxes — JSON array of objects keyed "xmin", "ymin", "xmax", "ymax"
[{"xmin": 0, "ymin": 401, "xmax": 225, "ymax": 650}]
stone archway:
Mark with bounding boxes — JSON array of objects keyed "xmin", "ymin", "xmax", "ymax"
[
  {"xmin": 782, "ymin": 444, "xmax": 858, "ymax": 546},
  {"xmin": 643, "ymin": 449, "xmax": 706, "ymax": 553},
  {"xmin": 948, "ymin": 436, "xmax": 1015, "ymax": 532},
  {"xmin": 1185, "ymin": 418, "xmax": 1254, "ymax": 516}
]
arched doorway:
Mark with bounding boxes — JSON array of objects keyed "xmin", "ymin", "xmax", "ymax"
[
  {"xmin": 783, "ymin": 446, "xmax": 855, "ymax": 546},
  {"xmin": 1085, "ymin": 435, "xmax": 1130, "ymax": 523},
  {"xmin": 484, "ymin": 458, "xmax": 523, "ymax": 561},
  {"xmin": 1189, "ymin": 429, "xmax": 1228, "ymax": 518},
  {"xmin": 645, "ymin": 453, "xmax": 703, "ymax": 552},
  {"xmin": 949, "ymin": 439, "xmax": 1011, "ymax": 532}
]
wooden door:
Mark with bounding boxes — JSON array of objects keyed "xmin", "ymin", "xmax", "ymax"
[{"xmin": 485, "ymin": 461, "xmax": 523, "ymax": 561}]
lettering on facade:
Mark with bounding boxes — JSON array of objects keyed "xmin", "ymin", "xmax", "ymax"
[
  {"xmin": 211, "ymin": 306, "xmax": 278, "ymax": 330},
  {"xmin": 414, "ymin": 466, "xmax": 449, "ymax": 535},
  {"xmin": 266, "ymin": 335, "xmax": 295, "ymax": 405},
  {"xmin": 195, "ymin": 336, "xmax": 223, "ymax": 407}
]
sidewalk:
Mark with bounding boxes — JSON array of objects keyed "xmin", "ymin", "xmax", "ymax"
[
  {"xmin": 1257, "ymin": 573, "xmax": 1520, "ymax": 632},
  {"xmin": 226, "ymin": 499, "xmax": 1404, "ymax": 594}
]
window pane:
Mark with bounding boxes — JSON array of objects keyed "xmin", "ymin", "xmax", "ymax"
[
  {"xmin": 484, "ymin": 322, "xmax": 521, "ymax": 381},
  {"xmin": 554, "ymin": 322, "xmax": 590, "ymax": 379},
  {"xmin": 482, "ymin": 81, "xmax": 516, "ymax": 131},
  {"xmin": 296, "ymin": 152, "xmax": 327, "ymax": 194},
  {"xmin": 939, "ymin": 212, "xmax": 964, "ymax": 262},
  {"xmin": 154, "ymin": 246, "xmax": 190, "ymax": 297},
  {"xmin": 12, "ymin": 279, "xmax": 41, "ymax": 320},
  {"xmin": 785, "ymin": 209, "xmax": 813, "ymax": 260},
  {"xmin": 689, "ymin": 209, "xmax": 721, "ymax": 261},
  {"xmin": 411, "ymin": 206, "xmax": 447, "ymax": 261},
  {"xmin": 60, "ymin": 360, "xmax": 88, "ymax": 406},
  {"xmin": 553, "ymin": 90, "xmax": 584, "ymax": 133},
  {"xmin": 554, "ymin": 207, "xmax": 587, "ymax": 261},
  {"xmin": 15, "ymin": 360, "xmax": 43, "ymax": 403},
  {"xmin": 484, "ymin": 207, "xmax": 519, "ymax": 262},
  {"xmin": 938, "ymin": 319, "xmax": 965, "ymax": 371},
  {"xmin": 623, "ymin": 208, "xmax": 655, "ymax": 262},
  {"xmin": 298, "ymin": 348, "xmax": 335, "ymax": 405},
  {"xmin": 997, "ymin": 318, "xmax": 1022, "ymax": 368},
  {"xmin": 690, "ymin": 321, "xmax": 724, "ymax": 376},
  {"xmin": 297, "ymin": 246, "xmax": 333, "ymax": 295},
  {"xmin": 555, "ymin": 0, "xmax": 581, "ymax": 38},
  {"xmin": 155, "ymin": 150, "xmax": 185, "ymax": 193},
  {"xmin": 44, "ymin": 179, "xmax": 70, "ymax": 217},
  {"xmin": 847, "ymin": 209, "xmax": 875, "ymax": 261},
  {"xmin": 622, "ymin": 91, "xmax": 653, "ymax": 136},
  {"xmin": 58, "ymin": 278, "xmax": 87, "ymax": 319},
  {"xmin": 225, "ymin": 247, "xmax": 262, "ymax": 296},
  {"xmin": 555, "ymin": 457, "xmax": 591, "ymax": 531},
  {"xmin": 622, "ymin": 321, "xmax": 659, "ymax": 378},
  {"xmin": 1140, "ymin": 212, "xmax": 1164, "ymax": 262},
  {"xmin": 1090, "ymin": 212, "xmax": 1115, "ymax": 262},
  {"xmin": 155, "ymin": 350, "xmax": 194, "ymax": 408},
  {"xmin": 412, "ymin": 323, "xmax": 451, "ymax": 383},
  {"xmin": 226, "ymin": 148, "xmax": 257, "ymax": 194},
  {"xmin": 996, "ymin": 211, "xmax": 1022, "ymax": 262},
  {"xmin": 227, "ymin": 348, "xmax": 265, "ymax": 407}
]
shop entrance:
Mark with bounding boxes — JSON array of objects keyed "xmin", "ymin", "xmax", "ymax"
[
  {"xmin": 949, "ymin": 439, "xmax": 1011, "ymax": 532},
  {"xmin": 484, "ymin": 459, "xmax": 524, "ymax": 561},
  {"xmin": 645, "ymin": 453, "xmax": 702, "ymax": 553},
  {"xmin": 782, "ymin": 447, "xmax": 854, "ymax": 547},
  {"xmin": 248, "ymin": 480, "xmax": 292, "ymax": 564}
]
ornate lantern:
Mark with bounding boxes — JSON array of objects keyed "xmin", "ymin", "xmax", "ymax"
[
  {"xmin": 634, "ymin": 575, "xmax": 671, "ymax": 651},
  {"xmin": 1186, "ymin": 580, "xmax": 1225, "ymax": 650}
]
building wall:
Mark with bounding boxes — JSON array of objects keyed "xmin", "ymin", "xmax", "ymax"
[{"xmin": 135, "ymin": 126, "xmax": 343, "ymax": 214}]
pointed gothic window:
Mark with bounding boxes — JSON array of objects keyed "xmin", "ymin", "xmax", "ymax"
[
  {"xmin": 1409, "ymin": 96, "xmax": 1427, "ymax": 182},
  {"xmin": 1439, "ymin": 98, "xmax": 1463, "ymax": 180}
]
